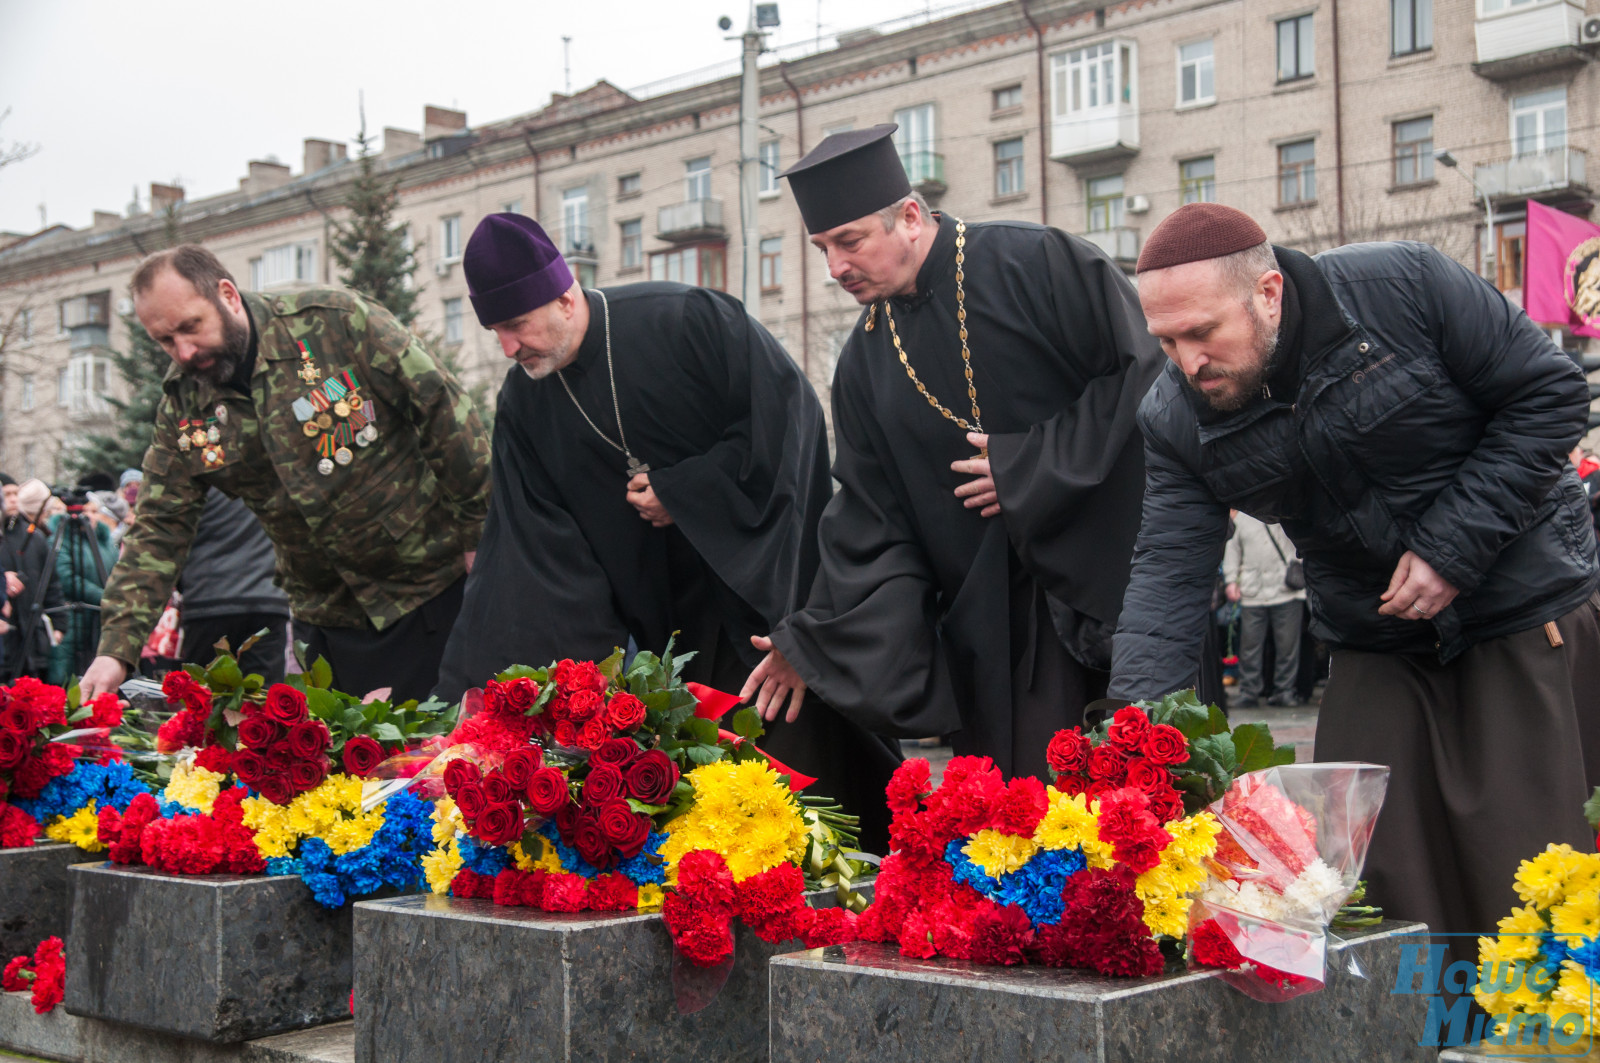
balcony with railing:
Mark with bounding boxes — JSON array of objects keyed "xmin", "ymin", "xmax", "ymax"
[
  {"xmin": 557, "ymin": 225, "xmax": 597, "ymax": 264},
  {"xmin": 900, "ymin": 151, "xmax": 947, "ymax": 199},
  {"xmin": 1081, "ymin": 227, "xmax": 1140, "ymax": 267},
  {"xmin": 1474, "ymin": 0, "xmax": 1586, "ymax": 80},
  {"xmin": 657, "ymin": 199, "xmax": 725, "ymax": 243},
  {"xmin": 1474, "ymin": 146, "xmax": 1589, "ymax": 201}
]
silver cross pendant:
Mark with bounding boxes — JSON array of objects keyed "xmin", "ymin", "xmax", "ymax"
[{"xmin": 627, "ymin": 455, "xmax": 650, "ymax": 476}]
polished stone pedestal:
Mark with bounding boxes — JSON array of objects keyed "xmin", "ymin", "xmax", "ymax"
[
  {"xmin": 64, "ymin": 863, "xmax": 356, "ymax": 1043},
  {"xmin": 0, "ymin": 841, "xmax": 92, "ymax": 961},
  {"xmin": 353, "ymin": 892, "xmax": 855, "ymax": 1063},
  {"xmin": 769, "ymin": 921, "xmax": 1432, "ymax": 1063}
]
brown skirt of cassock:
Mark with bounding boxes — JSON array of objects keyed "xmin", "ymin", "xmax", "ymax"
[{"xmin": 1313, "ymin": 591, "xmax": 1600, "ymax": 964}]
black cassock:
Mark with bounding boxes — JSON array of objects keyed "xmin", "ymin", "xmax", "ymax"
[
  {"xmin": 771, "ymin": 215, "xmax": 1165, "ymax": 779},
  {"xmin": 436, "ymin": 282, "xmax": 901, "ymax": 849}
]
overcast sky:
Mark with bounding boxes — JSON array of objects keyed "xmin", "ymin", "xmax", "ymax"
[{"xmin": 0, "ymin": 0, "xmax": 971, "ymax": 235}]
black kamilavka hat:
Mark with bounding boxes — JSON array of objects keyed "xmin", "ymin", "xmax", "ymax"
[{"xmin": 780, "ymin": 124, "xmax": 912, "ymax": 234}]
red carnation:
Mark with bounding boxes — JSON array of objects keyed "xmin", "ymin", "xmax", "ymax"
[
  {"xmin": 477, "ymin": 802, "xmax": 525, "ymax": 846},
  {"xmin": 1106, "ymin": 706, "xmax": 1152, "ymax": 751},
  {"xmin": 0, "ymin": 803, "xmax": 38, "ymax": 848},
  {"xmin": 454, "ymin": 781, "xmax": 489, "ymax": 819},
  {"xmin": 582, "ymin": 764, "xmax": 626, "ymax": 807},
  {"xmin": 155, "ymin": 708, "xmax": 208, "ymax": 754},
  {"xmin": 501, "ymin": 677, "xmax": 539, "ymax": 713},
  {"xmin": 605, "ymin": 692, "xmax": 646, "ymax": 732},
  {"xmin": 87, "ymin": 693, "xmax": 123, "ymax": 729},
  {"xmin": 596, "ymin": 801, "xmax": 651, "ymax": 857},
  {"xmin": 192, "ymin": 744, "xmax": 233, "ymax": 777},
  {"xmin": 525, "ymin": 767, "xmax": 570, "ymax": 816},
  {"xmin": 237, "ymin": 715, "xmax": 281, "ymax": 751},
  {"xmin": 989, "ymin": 775, "xmax": 1049, "ymax": 836},
  {"xmin": 1087, "ymin": 745, "xmax": 1127, "ymax": 784},
  {"xmin": 885, "ymin": 759, "xmax": 932, "ymax": 814},
  {"xmin": 541, "ymin": 871, "xmax": 590, "ymax": 912},
  {"xmin": 1141, "ymin": 723, "xmax": 1188, "ymax": 766},
  {"xmin": 501, "ymin": 747, "xmax": 541, "ymax": 790},
  {"xmin": 675, "ymin": 849, "xmax": 736, "ymax": 908},
  {"xmin": 1046, "ymin": 728, "xmax": 1092, "ymax": 776},
  {"xmin": 450, "ymin": 868, "xmax": 496, "ymax": 899},
  {"xmin": 968, "ymin": 903, "xmax": 1033, "ymax": 966},
  {"xmin": 443, "ymin": 758, "xmax": 482, "ymax": 795},
  {"xmin": 661, "ymin": 895, "xmax": 734, "ymax": 967},
  {"xmin": 590, "ymin": 737, "xmax": 639, "ymax": 770},
  {"xmin": 341, "ymin": 735, "xmax": 385, "ymax": 777},
  {"xmin": 286, "ymin": 720, "xmax": 329, "ymax": 760},
  {"xmin": 733, "ymin": 864, "xmax": 806, "ymax": 926},
  {"xmin": 800, "ymin": 906, "xmax": 858, "ymax": 948},
  {"xmin": 623, "ymin": 749, "xmax": 679, "ymax": 805},
  {"xmin": 261, "ymin": 684, "xmax": 309, "ymax": 725},
  {"xmin": 587, "ymin": 873, "xmax": 640, "ymax": 912}
]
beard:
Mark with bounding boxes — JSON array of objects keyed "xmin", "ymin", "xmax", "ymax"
[
  {"xmin": 514, "ymin": 330, "xmax": 577, "ymax": 381},
  {"xmin": 1185, "ymin": 302, "xmax": 1280, "ymax": 413},
  {"xmin": 185, "ymin": 310, "xmax": 252, "ymax": 387}
]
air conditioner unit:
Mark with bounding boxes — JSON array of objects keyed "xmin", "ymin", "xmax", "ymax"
[
  {"xmin": 1582, "ymin": 15, "xmax": 1600, "ymax": 45},
  {"xmin": 434, "ymin": 260, "xmax": 453, "ymax": 278},
  {"xmin": 1124, "ymin": 194, "xmax": 1151, "ymax": 214}
]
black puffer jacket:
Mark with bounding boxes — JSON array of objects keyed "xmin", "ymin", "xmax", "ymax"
[{"xmin": 1110, "ymin": 242, "xmax": 1597, "ymax": 700}]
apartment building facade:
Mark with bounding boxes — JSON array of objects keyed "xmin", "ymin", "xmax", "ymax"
[{"xmin": 0, "ymin": 0, "xmax": 1593, "ymax": 481}]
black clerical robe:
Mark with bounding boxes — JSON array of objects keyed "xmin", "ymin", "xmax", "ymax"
[
  {"xmin": 771, "ymin": 215, "xmax": 1165, "ymax": 779},
  {"xmin": 436, "ymin": 282, "xmax": 901, "ymax": 848}
]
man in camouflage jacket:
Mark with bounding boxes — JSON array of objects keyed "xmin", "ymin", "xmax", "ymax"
[{"xmin": 80, "ymin": 245, "xmax": 490, "ymax": 702}]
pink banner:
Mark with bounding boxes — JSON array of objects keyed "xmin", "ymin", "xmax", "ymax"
[{"xmin": 1526, "ymin": 200, "xmax": 1600, "ymax": 338}]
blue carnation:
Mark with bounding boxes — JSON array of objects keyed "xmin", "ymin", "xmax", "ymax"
[
  {"xmin": 10, "ymin": 760, "xmax": 153, "ymax": 824},
  {"xmin": 458, "ymin": 834, "xmax": 511, "ymax": 876},
  {"xmin": 617, "ymin": 832, "xmax": 669, "ymax": 886},
  {"xmin": 266, "ymin": 857, "xmax": 302, "ymax": 877}
]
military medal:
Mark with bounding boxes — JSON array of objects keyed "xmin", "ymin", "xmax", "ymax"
[
  {"xmin": 317, "ymin": 458, "xmax": 334, "ymax": 476},
  {"xmin": 303, "ymin": 421, "xmax": 320, "ymax": 438},
  {"xmin": 177, "ymin": 419, "xmax": 193, "ymax": 452},
  {"xmin": 300, "ymin": 358, "xmax": 376, "ymax": 474},
  {"xmin": 214, "ymin": 404, "xmax": 228, "ymax": 424},
  {"xmin": 297, "ymin": 341, "xmax": 321, "ymax": 385},
  {"xmin": 206, "ymin": 423, "xmax": 220, "ymax": 444}
]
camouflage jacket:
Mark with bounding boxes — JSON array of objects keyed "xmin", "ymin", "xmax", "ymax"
[{"xmin": 97, "ymin": 288, "xmax": 491, "ymax": 667}]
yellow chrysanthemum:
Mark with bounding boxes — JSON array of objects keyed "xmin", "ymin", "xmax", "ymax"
[
  {"xmin": 513, "ymin": 834, "xmax": 564, "ymax": 874},
  {"xmin": 164, "ymin": 762, "xmax": 225, "ymax": 814},
  {"xmin": 1033, "ymin": 790, "xmax": 1115, "ymax": 868},
  {"xmin": 1165, "ymin": 812, "xmax": 1222, "ymax": 862},
  {"xmin": 422, "ymin": 838, "xmax": 463, "ymax": 894},
  {"xmin": 964, "ymin": 830, "xmax": 1039, "ymax": 877},
  {"xmin": 242, "ymin": 799, "xmax": 297, "ymax": 858},
  {"xmin": 1141, "ymin": 892, "xmax": 1190, "ymax": 939},
  {"xmin": 1474, "ymin": 936, "xmax": 1511, "ymax": 1016},
  {"xmin": 1552, "ymin": 890, "xmax": 1600, "ymax": 942},
  {"xmin": 637, "ymin": 884, "xmax": 665, "ymax": 910},
  {"xmin": 45, "ymin": 803, "xmax": 104, "ymax": 853},
  {"xmin": 431, "ymin": 796, "xmax": 463, "ymax": 846},
  {"xmin": 241, "ymin": 773, "xmax": 375, "ymax": 860},
  {"xmin": 1515, "ymin": 845, "xmax": 1586, "ymax": 908},
  {"xmin": 659, "ymin": 759, "xmax": 808, "ymax": 882}
]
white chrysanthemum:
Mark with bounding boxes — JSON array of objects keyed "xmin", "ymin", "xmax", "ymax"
[
  {"xmin": 1199, "ymin": 878, "xmax": 1290, "ymax": 921},
  {"xmin": 1283, "ymin": 858, "xmax": 1350, "ymax": 921}
]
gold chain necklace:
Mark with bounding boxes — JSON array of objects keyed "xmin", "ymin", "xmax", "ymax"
[{"xmin": 880, "ymin": 218, "xmax": 983, "ymax": 436}]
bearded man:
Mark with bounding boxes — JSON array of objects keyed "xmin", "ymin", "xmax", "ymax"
[
  {"xmin": 80, "ymin": 245, "xmax": 490, "ymax": 702},
  {"xmin": 742, "ymin": 125, "xmax": 1166, "ymax": 779},
  {"xmin": 433, "ymin": 214, "xmax": 901, "ymax": 850},
  {"xmin": 1110, "ymin": 202, "xmax": 1600, "ymax": 957}
]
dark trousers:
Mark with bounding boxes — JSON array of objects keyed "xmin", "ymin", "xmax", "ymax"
[
  {"xmin": 179, "ymin": 612, "xmax": 289, "ymax": 684},
  {"xmin": 303, "ymin": 577, "xmax": 465, "ymax": 704},
  {"xmin": 1237, "ymin": 600, "xmax": 1303, "ymax": 700},
  {"xmin": 1314, "ymin": 593, "xmax": 1600, "ymax": 964}
]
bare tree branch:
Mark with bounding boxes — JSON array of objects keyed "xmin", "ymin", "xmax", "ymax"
[{"xmin": 0, "ymin": 108, "xmax": 40, "ymax": 173}]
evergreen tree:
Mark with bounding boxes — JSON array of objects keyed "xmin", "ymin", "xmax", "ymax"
[{"xmin": 329, "ymin": 129, "xmax": 419, "ymax": 327}]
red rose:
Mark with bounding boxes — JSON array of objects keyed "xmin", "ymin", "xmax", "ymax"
[
  {"xmin": 0, "ymin": 729, "xmax": 26, "ymax": 769},
  {"xmin": 1087, "ymin": 745, "xmax": 1127, "ymax": 783},
  {"xmin": 590, "ymin": 738, "xmax": 639, "ymax": 770},
  {"xmin": 482, "ymin": 772, "xmax": 515, "ymax": 805},
  {"xmin": 477, "ymin": 802, "xmax": 525, "ymax": 846},
  {"xmin": 553, "ymin": 721, "xmax": 579, "ymax": 748},
  {"xmin": 525, "ymin": 767, "xmax": 570, "ymax": 816},
  {"xmin": 261, "ymin": 684, "xmax": 308, "ymax": 725},
  {"xmin": 1052, "ymin": 773, "xmax": 1087, "ymax": 797},
  {"xmin": 502, "ymin": 677, "xmax": 539, "ymax": 713},
  {"xmin": 1106, "ymin": 706, "xmax": 1152, "ymax": 751},
  {"xmin": 193, "ymin": 744, "xmax": 233, "ymax": 776},
  {"xmin": 596, "ymin": 800, "xmax": 651, "ymax": 857},
  {"xmin": 1141, "ymin": 724, "xmax": 1189, "ymax": 767},
  {"xmin": 1148, "ymin": 786, "xmax": 1186, "ymax": 824},
  {"xmin": 443, "ymin": 758, "xmax": 482, "ymax": 795},
  {"xmin": 582, "ymin": 764, "xmax": 626, "ymax": 807},
  {"xmin": 577, "ymin": 717, "xmax": 609, "ymax": 750},
  {"xmin": 0, "ymin": 703, "xmax": 31, "ymax": 734},
  {"xmin": 623, "ymin": 749, "xmax": 679, "ymax": 805},
  {"xmin": 341, "ymin": 736, "xmax": 385, "ymax": 777},
  {"xmin": 289, "ymin": 758, "xmax": 327, "ymax": 793},
  {"xmin": 259, "ymin": 775, "xmax": 294, "ymax": 805},
  {"xmin": 1124, "ymin": 756, "xmax": 1170, "ymax": 795},
  {"xmin": 572, "ymin": 814, "xmax": 615, "ymax": 870},
  {"xmin": 454, "ymin": 781, "xmax": 489, "ymax": 819},
  {"xmin": 566, "ymin": 689, "xmax": 603, "ymax": 723},
  {"xmin": 1045, "ymin": 728, "xmax": 1092, "ymax": 775},
  {"xmin": 286, "ymin": 720, "xmax": 329, "ymax": 760},
  {"xmin": 605, "ymin": 692, "xmax": 646, "ymax": 732},
  {"xmin": 237, "ymin": 716, "xmax": 282, "ymax": 751},
  {"xmin": 553, "ymin": 659, "xmax": 605, "ymax": 695},
  {"xmin": 231, "ymin": 749, "xmax": 267, "ymax": 787},
  {"xmin": 554, "ymin": 801, "xmax": 580, "ymax": 843},
  {"xmin": 501, "ymin": 748, "xmax": 541, "ymax": 790}
]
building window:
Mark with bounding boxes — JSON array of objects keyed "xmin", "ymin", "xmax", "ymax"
[
  {"xmin": 618, "ymin": 173, "xmax": 642, "ymax": 197},
  {"xmin": 1279, "ymin": 139, "xmax": 1317, "ymax": 204},
  {"xmin": 1391, "ymin": 0, "xmax": 1432, "ymax": 55},
  {"xmin": 993, "ymin": 84, "xmax": 1023, "ymax": 112},
  {"xmin": 56, "ymin": 367, "xmax": 68, "ymax": 408},
  {"xmin": 620, "ymin": 219, "xmax": 643, "ymax": 270},
  {"xmin": 1276, "ymin": 15, "xmax": 1314, "ymax": 82},
  {"xmin": 1496, "ymin": 220, "xmax": 1526, "ymax": 293},
  {"xmin": 443, "ymin": 298, "xmax": 463, "ymax": 345},
  {"xmin": 760, "ymin": 237, "xmax": 783, "ymax": 291},
  {"xmin": 893, "ymin": 104, "xmax": 939, "ymax": 185},
  {"xmin": 759, "ymin": 141, "xmax": 781, "ymax": 195},
  {"xmin": 1393, "ymin": 117, "xmax": 1434, "ymax": 185},
  {"xmin": 439, "ymin": 216, "xmax": 462, "ymax": 262},
  {"xmin": 685, "ymin": 157, "xmax": 712, "ymax": 201},
  {"xmin": 63, "ymin": 355, "xmax": 108, "ymax": 415},
  {"xmin": 502, "ymin": 199, "xmax": 523, "ymax": 215},
  {"xmin": 648, "ymin": 243, "xmax": 725, "ymax": 290},
  {"xmin": 16, "ymin": 308, "xmax": 31, "ymax": 343},
  {"xmin": 561, "ymin": 187, "xmax": 591, "ymax": 253},
  {"xmin": 1087, "ymin": 174, "xmax": 1125, "ymax": 231},
  {"xmin": 994, "ymin": 138, "xmax": 1025, "ymax": 197},
  {"xmin": 1181, "ymin": 156, "xmax": 1216, "ymax": 203},
  {"xmin": 1178, "ymin": 39, "xmax": 1214, "ymax": 105},
  {"xmin": 1512, "ymin": 88, "xmax": 1566, "ymax": 157},
  {"xmin": 1480, "ymin": 0, "xmax": 1541, "ymax": 12},
  {"xmin": 21, "ymin": 374, "xmax": 34, "ymax": 411},
  {"xmin": 57, "ymin": 292, "xmax": 110, "ymax": 332},
  {"xmin": 1054, "ymin": 41, "xmax": 1130, "ymax": 119},
  {"xmin": 822, "ymin": 123, "xmax": 854, "ymax": 137},
  {"xmin": 249, "ymin": 243, "xmax": 317, "ymax": 290}
]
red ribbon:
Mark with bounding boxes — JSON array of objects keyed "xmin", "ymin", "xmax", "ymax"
[{"xmin": 686, "ymin": 682, "xmax": 817, "ymax": 790}]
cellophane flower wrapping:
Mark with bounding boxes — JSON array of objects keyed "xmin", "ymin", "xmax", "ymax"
[{"xmin": 1188, "ymin": 762, "xmax": 1389, "ymax": 1001}]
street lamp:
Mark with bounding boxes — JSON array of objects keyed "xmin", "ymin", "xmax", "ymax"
[{"xmin": 1435, "ymin": 149, "xmax": 1498, "ymax": 284}]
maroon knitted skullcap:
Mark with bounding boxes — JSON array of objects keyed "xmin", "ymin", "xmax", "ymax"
[{"xmin": 1135, "ymin": 203, "xmax": 1268, "ymax": 274}]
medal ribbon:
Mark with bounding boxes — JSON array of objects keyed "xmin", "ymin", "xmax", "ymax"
[
  {"xmin": 309, "ymin": 389, "xmax": 331, "ymax": 412},
  {"xmin": 322, "ymin": 377, "xmax": 348, "ymax": 402},
  {"xmin": 316, "ymin": 435, "xmax": 337, "ymax": 459}
]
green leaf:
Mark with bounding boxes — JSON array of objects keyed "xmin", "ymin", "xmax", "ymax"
[
  {"xmin": 1205, "ymin": 702, "xmax": 1231, "ymax": 736},
  {"xmin": 310, "ymin": 656, "xmax": 334, "ymax": 690},
  {"xmin": 1150, "ymin": 694, "xmax": 1210, "ymax": 740},
  {"xmin": 342, "ymin": 708, "xmax": 367, "ymax": 734},
  {"xmin": 730, "ymin": 707, "xmax": 765, "ymax": 742},
  {"xmin": 494, "ymin": 664, "xmax": 544, "ymax": 682},
  {"xmin": 372, "ymin": 722, "xmax": 404, "ymax": 743},
  {"xmin": 1189, "ymin": 732, "xmax": 1239, "ymax": 776},
  {"xmin": 683, "ymin": 717, "xmax": 719, "ymax": 746},
  {"xmin": 627, "ymin": 799, "xmax": 670, "ymax": 816},
  {"xmin": 1584, "ymin": 786, "xmax": 1600, "ymax": 832},
  {"xmin": 684, "ymin": 743, "xmax": 723, "ymax": 766},
  {"xmin": 1230, "ymin": 723, "xmax": 1282, "ymax": 774},
  {"xmin": 208, "ymin": 655, "xmax": 244, "ymax": 690},
  {"xmin": 306, "ymin": 687, "xmax": 343, "ymax": 721},
  {"xmin": 1268, "ymin": 744, "xmax": 1297, "ymax": 768},
  {"xmin": 67, "ymin": 705, "xmax": 93, "ymax": 723},
  {"xmin": 237, "ymin": 628, "xmax": 268, "ymax": 656},
  {"xmin": 597, "ymin": 648, "xmax": 625, "ymax": 683},
  {"xmin": 292, "ymin": 639, "xmax": 311, "ymax": 673}
]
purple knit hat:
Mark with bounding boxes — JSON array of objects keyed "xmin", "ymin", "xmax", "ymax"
[{"xmin": 464, "ymin": 214, "xmax": 575, "ymax": 326}]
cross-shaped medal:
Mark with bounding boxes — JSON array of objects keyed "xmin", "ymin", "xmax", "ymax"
[
  {"xmin": 627, "ymin": 455, "xmax": 651, "ymax": 476},
  {"xmin": 298, "ymin": 362, "xmax": 320, "ymax": 384}
]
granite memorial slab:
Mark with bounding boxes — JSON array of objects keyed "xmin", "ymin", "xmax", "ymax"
[
  {"xmin": 0, "ymin": 841, "xmax": 93, "ymax": 961},
  {"xmin": 64, "ymin": 862, "xmax": 357, "ymax": 1043},
  {"xmin": 353, "ymin": 889, "xmax": 860, "ymax": 1063},
  {"xmin": 769, "ymin": 921, "xmax": 1433, "ymax": 1063}
]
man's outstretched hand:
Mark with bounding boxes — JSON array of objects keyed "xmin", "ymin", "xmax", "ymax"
[
  {"xmin": 79, "ymin": 655, "xmax": 129, "ymax": 700},
  {"xmin": 740, "ymin": 635, "xmax": 807, "ymax": 723}
]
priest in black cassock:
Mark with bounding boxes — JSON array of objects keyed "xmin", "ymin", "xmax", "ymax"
[
  {"xmin": 434, "ymin": 213, "xmax": 900, "ymax": 849},
  {"xmin": 742, "ymin": 126, "xmax": 1167, "ymax": 780}
]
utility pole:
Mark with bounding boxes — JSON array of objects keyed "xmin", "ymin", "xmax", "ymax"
[
  {"xmin": 738, "ymin": 8, "xmax": 764, "ymax": 318},
  {"xmin": 562, "ymin": 37, "xmax": 573, "ymax": 95}
]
